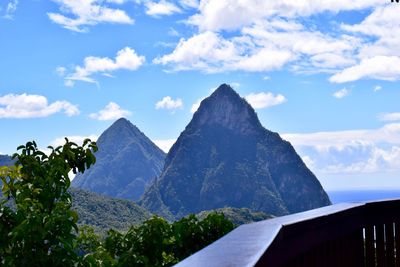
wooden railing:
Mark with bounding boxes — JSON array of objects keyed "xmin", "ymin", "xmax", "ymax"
[{"xmin": 174, "ymin": 199, "xmax": 400, "ymax": 267}]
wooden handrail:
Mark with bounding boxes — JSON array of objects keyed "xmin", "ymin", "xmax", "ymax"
[{"xmin": 174, "ymin": 199, "xmax": 400, "ymax": 267}]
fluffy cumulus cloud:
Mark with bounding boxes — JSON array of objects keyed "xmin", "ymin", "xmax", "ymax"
[
  {"xmin": 63, "ymin": 47, "xmax": 145, "ymax": 86},
  {"xmin": 145, "ymin": 1, "xmax": 182, "ymax": 17},
  {"xmin": 330, "ymin": 5, "xmax": 400, "ymax": 83},
  {"xmin": 48, "ymin": 0, "xmax": 133, "ymax": 32},
  {"xmin": 89, "ymin": 102, "xmax": 131, "ymax": 121},
  {"xmin": 188, "ymin": 0, "xmax": 383, "ymax": 32},
  {"xmin": 153, "ymin": 0, "xmax": 400, "ymax": 83},
  {"xmin": 155, "ymin": 96, "xmax": 183, "ymax": 111},
  {"xmin": 155, "ymin": 15, "xmax": 359, "ymax": 73},
  {"xmin": 332, "ymin": 88, "xmax": 349, "ymax": 99},
  {"xmin": 341, "ymin": 5, "xmax": 400, "ymax": 58},
  {"xmin": 282, "ymin": 123, "xmax": 400, "ymax": 174},
  {"xmin": 154, "ymin": 30, "xmax": 293, "ymax": 73},
  {"xmin": 0, "ymin": 93, "xmax": 79, "ymax": 118},
  {"xmin": 245, "ymin": 92, "xmax": 286, "ymax": 109},
  {"xmin": 329, "ymin": 56, "xmax": 400, "ymax": 83}
]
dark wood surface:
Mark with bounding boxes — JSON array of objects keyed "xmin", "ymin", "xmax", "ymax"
[{"xmin": 175, "ymin": 199, "xmax": 400, "ymax": 267}]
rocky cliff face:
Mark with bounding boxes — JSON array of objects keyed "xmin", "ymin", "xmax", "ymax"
[
  {"xmin": 72, "ymin": 118, "xmax": 166, "ymax": 201},
  {"xmin": 141, "ymin": 84, "xmax": 331, "ymax": 219}
]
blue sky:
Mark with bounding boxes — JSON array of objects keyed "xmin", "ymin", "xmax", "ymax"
[{"xmin": 1, "ymin": 0, "xmax": 400, "ymax": 190}]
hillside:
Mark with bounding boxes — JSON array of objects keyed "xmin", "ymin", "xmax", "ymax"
[
  {"xmin": 141, "ymin": 84, "xmax": 331, "ymax": 219},
  {"xmin": 71, "ymin": 188, "xmax": 151, "ymax": 233},
  {"xmin": 73, "ymin": 118, "xmax": 166, "ymax": 201},
  {"xmin": 197, "ymin": 207, "xmax": 273, "ymax": 226}
]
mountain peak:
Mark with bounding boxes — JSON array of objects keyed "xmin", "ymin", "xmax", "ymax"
[
  {"xmin": 210, "ymin": 83, "xmax": 238, "ymax": 98},
  {"xmin": 110, "ymin": 117, "xmax": 135, "ymax": 130},
  {"xmin": 189, "ymin": 84, "xmax": 262, "ymax": 134},
  {"xmin": 72, "ymin": 118, "xmax": 165, "ymax": 201},
  {"xmin": 142, "ymin": 84, "xmax": 331, "ymax": 219}
]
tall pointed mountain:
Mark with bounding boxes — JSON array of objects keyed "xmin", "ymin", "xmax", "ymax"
[
  {"xmin": 72, "ymin": 118, "xmax": 166, "ymax": 201},
  {"xmin": 141, "ymin": 84, "xmax": 330, "ymax": 219}
]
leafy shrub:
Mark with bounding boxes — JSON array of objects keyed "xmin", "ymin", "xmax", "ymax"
[{"xmin": 0, "ymin": 139, "xmax": 97, "ymax": 266}]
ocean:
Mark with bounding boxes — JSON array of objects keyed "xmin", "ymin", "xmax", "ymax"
[{"xmin": 327, "ymin": 190, "xmax": 400, "ymax": 204}]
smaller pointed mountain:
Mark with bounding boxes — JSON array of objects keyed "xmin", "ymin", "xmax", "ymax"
[
  {"xmin": 141, "ymin": 84, "xmax": 331, "ymax": 219},
  {"xmin": 72, "ymin": 118, "xmax": 166, "ymax": 201}
]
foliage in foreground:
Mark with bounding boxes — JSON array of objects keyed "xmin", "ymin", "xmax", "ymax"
[
  {"xmin": 0, "ymin": 140, "xmax": 234, "ymax": 266},
  {"xmin": 0, "ymin": 139, "xmax": 97, "ymax": 266},
  {"xmin": 78, "ymin": 213, "xmax": 234, "ymax": 266}
]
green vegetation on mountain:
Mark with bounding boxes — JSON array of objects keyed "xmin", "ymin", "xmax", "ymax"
[
  {"xmin": 142, "ymin": 84, "xmax": 331, "ymax": 219},
  {"xmin": 1, "ymin": 140, "xmax": 236, "ymax": 267},
  {"xmin": 73, "ymin": 118, "xmax": 165, "ymax": 201},
  {"xmin": 0, "ymin": 187, "xmax": 150, "ymax": 234},
  {"xmin": 197, "ymin": 207, "xmax": 273, "ymax": 225},
  {"xmin": 71, "ymin": 188, "xmax": 150, "ymax": 233}
]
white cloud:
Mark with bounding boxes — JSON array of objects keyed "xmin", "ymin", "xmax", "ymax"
[
  {"xmin": 155, "ymin": 96, "xmax": 183, "ymax": 110},
  {"xmin": 89, "ymin": 102, "xmax": 131, "ymax": 121},
  {"xmin": 65, "ymin": 47, "xmax": 145, "ymax": 86},
  {"xmin": 145, "ymin": 1, "xmax": 181, "ymax": 17},
  {"xmin": 50, "ymin": 135, "xmax": 99, "ymax": 148},
  {"xmin": 282, "ymin": 123, "xmax": 400, "ymax": 174},
  {"xmin": 245, "ymin": 92, "xmax": 286, "ymax": 109},
  {"xmin": 56, "ymin": 66, "xmax": 66, "ymax": 76},
  {"xmin": 179, "ymin": 0, "xmax": 199, "ymax": 9},
  {"xmin": 48, "ymin": 0, "xmax": 133, "ymax": 32},
  {"xmin": 0, "ymin": 93, "xmax": 79, "ymax": 118},
  {"xmin": 153, "ymin": 31, "xmax": 238, "ymax": 72},
  {"xmin": 3, "ymin": 0, "xmax": 18, "ymax": 19},
  {"xmin": 152, "ymin": 1, "xmax": 400, "ymax": 82},
  {"xmin": 154, "ymin": 30, "xmax": 293, "ymax": 73},
  {"xmin": 341, "ymin": 5, "xmax": 400, "ymax": 52},
  {"xmin": 316, "ymin": 146, "xmax": 400, "ymax": 174},
  {"xmin": 282, "ymin": 123, "xmax": 400, "ymax": 151},
  {"xmin": 379, "ymin": 112, "xmax": 400, "ymax": 122},
  {"xmin": 230, "ymin": 82, "xmax": 240, "ymax": 88},
  {"xmin": 374, "ymin": 85, "xmax": 382, "ymax": 92},
  {"xmin": 188, "ymin": 0, "xmax": 383, "ymax": 32},
  {"xmin": 263, "ymin": 76, "xmax": 270, "ymax": 80},
  {"xmin": 155, "ymin": 17, "xmax": 359, "ymax": 74},
  {"xmin": 152, "ymin": 138, "xmax": 176, "ymax": 153},
  {"xmin": 64, "ymin": 79, "xmax": 74, "ymax": 87},
  {"xmin": 333, "ymin": 88, "xmax": 349, "ymax": 99},
  {"xmin": 190, "ymin": 97, "xmax": 205, "ymax": 113},
  {"xmin": 329, "ymin": 5, "xmax": 400, "ymax": 83},
  {"xmin": 330, "ymin": 56, "xmax": 400, "ymax": 83},
  {"xmin": 155, "ymin": 96, "xmax": 183, "ymax": 111},
  {"xmin": 235, "ymin": 48, "xmax": 293, "ymax": 72}
]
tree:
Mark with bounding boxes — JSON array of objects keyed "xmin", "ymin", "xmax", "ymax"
[{"xmin": 0, "ymin": 139, "xmax": 97, "ymax": 266}]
